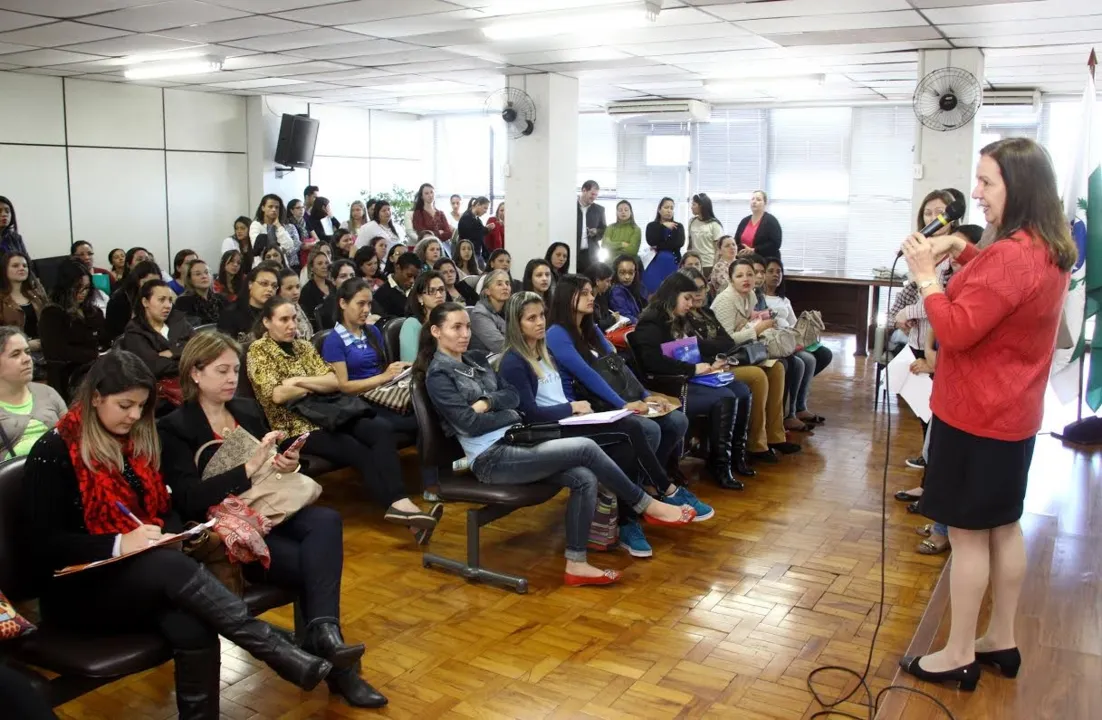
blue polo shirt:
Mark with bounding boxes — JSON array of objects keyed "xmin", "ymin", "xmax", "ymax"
[{"xmin": 321, "ymin": 322, "xmax": 386, "ymax": 380}]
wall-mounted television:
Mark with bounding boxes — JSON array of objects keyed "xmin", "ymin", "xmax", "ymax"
[{"xmin": 274, "ymin": 113, "xmax": 319, "ymax": 169}]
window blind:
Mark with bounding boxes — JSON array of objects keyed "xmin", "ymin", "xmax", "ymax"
[
  {"xmin": 693, "ymin": 107, "xmax": 767, "ymax": 231},
  {"xmin": 434, "ymin": 116, "xmax": 491, "ymax": 200},
  {"xmin": 578, "ymin": 113, "xmax": 618, "ymax": 192},
  {"xmin": 617, "ymin": 120, "xmax": 691, "ymax": 224}
]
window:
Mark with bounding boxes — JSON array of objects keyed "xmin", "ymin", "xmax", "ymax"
[{"xmin": 646, "ymin": 135, "xmax": 690, "ymax": 166}]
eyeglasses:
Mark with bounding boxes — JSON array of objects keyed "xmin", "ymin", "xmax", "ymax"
[
  {"xmin": 425, "ymin": 286, "xmax": 446, "ymax": 296},
  {"xmin": 254, "ymin": 280, "xmax": 277, "ymax": 289}
]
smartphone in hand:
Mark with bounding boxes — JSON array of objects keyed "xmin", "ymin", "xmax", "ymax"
[{"xmin": 283, "ymin": 432, "xmax": 310, "ymax": 456}]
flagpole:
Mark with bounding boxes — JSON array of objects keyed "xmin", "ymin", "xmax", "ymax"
[{"xmin": 1083, "ymin": 50, "xmax": 1097, "ymax": 424}]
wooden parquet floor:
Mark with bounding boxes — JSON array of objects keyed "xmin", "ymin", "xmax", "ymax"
[{"xmin": 57, "ymin": 335, "xmax": 969, "ymax": 720}]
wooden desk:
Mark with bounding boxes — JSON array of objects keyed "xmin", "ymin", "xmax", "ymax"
[{"xmin": 783, "ymin": 270, "xmax": 902, "ymax": 357}]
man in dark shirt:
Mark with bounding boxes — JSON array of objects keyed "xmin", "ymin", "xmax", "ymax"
[{"xmin": 372, "ymin": 252, "xmax": 421, "ymax": 320}]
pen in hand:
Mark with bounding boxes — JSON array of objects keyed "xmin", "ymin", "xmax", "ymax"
[{"xmin": 115, "ymin": 501, "xmax": 144, "ymax": 529}]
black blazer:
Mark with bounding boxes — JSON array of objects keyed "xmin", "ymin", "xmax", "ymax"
[
  {"xmin": 458, "ymin": 211, "xmax": 488, "ymax": 261},
  {"xmin": 734, "ymin": 212, "xmax": 782, "ymax": 260},
  {"xmin": 372, "ymin": 282, "xmax": 409, "ymax": 320},
  {"xmin": 299, "ymin": 278, "xmax": 332, "ymax": 326},
  {"xmin": 104, "ymin": 289, "xmax": 133, "ymax": 343},
  {"xmin": 39, "ymin": 304, "xmax": 106, "ymax": 366},
  {"xmin": 174, "ymin": 291, "xmax": 227, "ymax": 326},
  {"xmin": 119, "ymin": 311, "xmax": 194, "ymax": 379},
  {"xmin": 576, "ymin": 202, "xmax": 607, "ymax": 259},
  {"xmin": 645, "ymin": 221, "xmax": 686, "ymax": 257},
  {"xmin": 24, "ymin": 430, "xmax": 184, "ymax": 586},
  {"xmin": 158, "ymin": 398, "xmax": 272, "ymax": 522},
  {"xmin": 306, "ymin": 214, "xmax": 333, "ymax": 245},
  {"xmin": 217, "ymin": 303, "xmax": 261, "ymax": 342},
  {"xmin": 632, "ymin": 307, "xmax": 736, "ymax": 379}
]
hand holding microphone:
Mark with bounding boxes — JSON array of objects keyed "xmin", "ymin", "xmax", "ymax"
[{"xmin": 897, "ymin": 198, "xmax": 966, "ymax": 258}]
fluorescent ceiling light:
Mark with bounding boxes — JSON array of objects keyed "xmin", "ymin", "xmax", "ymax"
[
  {"xmin": 113, "ymin": 48, "xmax": 211, "ymax": 67},
  {"xmin": 124, "ymin": 55, "xmax": 223, "ymax": 80},
  {"xmin": 482, "ymin": 2, "xmax": 658, "ymax": 40}
]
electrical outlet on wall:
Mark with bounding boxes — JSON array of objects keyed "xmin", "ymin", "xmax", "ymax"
[{"xmin": 912, "ymin": 164, "xmax": 924, "ymax": 180}]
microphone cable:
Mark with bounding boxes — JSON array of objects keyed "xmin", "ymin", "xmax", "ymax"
[{"xmin": 804, "ymin": 254, "xmax": 957, "ymax": 720}]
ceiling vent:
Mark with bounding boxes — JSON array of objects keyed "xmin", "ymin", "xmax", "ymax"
[
  {"xmin": 606, "ymin": 99, "xmax": 711, "ymax": 122},
  {"xmin": 982, "ymin": 89, "xmax": 1041, "ymax": 110}
]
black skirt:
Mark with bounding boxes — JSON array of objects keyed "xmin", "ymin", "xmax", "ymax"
[{"xmin": 918, "ymin": 415, "xmax": 1036, "ymax": 530}]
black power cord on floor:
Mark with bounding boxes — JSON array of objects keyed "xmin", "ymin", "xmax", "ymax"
[{"xmin": 804, "ymin": 255, "xmax": 957, "ymax": 720}]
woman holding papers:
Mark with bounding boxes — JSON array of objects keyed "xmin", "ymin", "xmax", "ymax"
[
  {"xmin": 158, "ymin": 332, "xmax": 386, "ymax": 709},
  {"xmin": 896, "ymin": 138, "xmax": 1077, "ymax": 690},
  {"xmin": 499, "ymin": 292, "xmax": 713, "ymax": 558},
  {"xmin": 24, "ymin": 351, "xmax": 335, "ymax": 719},
  {"xmin": 632, "ymin": 273, "xmax": 760, "ymax": 491},
  {"xmin": 415, "ymin": 302, "xmax": 697, "ymax": 587}
]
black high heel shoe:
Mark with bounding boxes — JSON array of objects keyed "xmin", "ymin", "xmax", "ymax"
[
  {"xmin": 975, "ymin": 647, "xmax": 1020, "ymax": 678},
  {"xmin": 899, "ymin": 656, "xmax": 981, "ymax": 691}
]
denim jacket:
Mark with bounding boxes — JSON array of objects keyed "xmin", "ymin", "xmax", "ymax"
[{"xmin": 425, "ymin": 350, "xmax": 520, "ymax": 439}]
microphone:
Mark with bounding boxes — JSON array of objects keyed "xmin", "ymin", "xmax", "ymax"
[{"xmin": 898, "ymin": 199, "xmax": 966, "ymax": 257}]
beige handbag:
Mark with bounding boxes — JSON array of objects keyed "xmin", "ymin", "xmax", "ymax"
[
  {"xmin": 195, "ymin": 427, "xmax": 322, "ymax": 526},
  {"xmin": 760, "ymin": 327, "xmax": 799, "ymax": 358},
  {"xmin": 793, "ymin": 310, "xmax": 825, "ymax": 348},
  {"xmin": 362, "ymin": 376, "xmax": 412, "ymax": 414}
]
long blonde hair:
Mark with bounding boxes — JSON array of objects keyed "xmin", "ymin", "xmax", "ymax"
[
  {"xmin": 73, "ymin": 351, "xmax": 160, "ymax": 472},
  {"xmin": 499, "ymin": 292, "xmax": 554, "ymax": 378}
]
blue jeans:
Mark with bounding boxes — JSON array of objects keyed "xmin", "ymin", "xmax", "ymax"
[
  {"xmin": 784, "ymin": 351, "xmax": 816, "ymax": 416},
  {"xmin": 632, "ymin": 409, "xmax": 689, "ymax": 468},
  {"xmin": 683, "ymin": 381, "xmax": 751, "ymax": 417},
  {"xmin": 471, "ymin": 437, "xmax": 652, "ymax": 562}
]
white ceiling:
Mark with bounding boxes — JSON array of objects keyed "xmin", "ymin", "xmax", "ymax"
[{"xmin": 0, "ymin": 0, "xmax": 1098, "ymax": 113}]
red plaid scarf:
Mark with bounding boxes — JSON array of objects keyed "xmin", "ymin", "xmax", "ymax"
[{"xmin": 55, "ymin": 406, "xmax": 170, "ymax": 535}]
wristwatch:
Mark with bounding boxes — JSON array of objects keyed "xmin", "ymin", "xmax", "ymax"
[{"xmin": 917, "ymin": 279, "xmax": 938, "ymax": 291}]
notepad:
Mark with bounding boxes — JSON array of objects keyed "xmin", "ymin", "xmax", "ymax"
[
  {"xmin": 558, "ymin": 409, "xmax": 632, "ymax": 426},
  {"xmin": 54, "ymin": 519, "xmax": 217, "ymax": 577}
]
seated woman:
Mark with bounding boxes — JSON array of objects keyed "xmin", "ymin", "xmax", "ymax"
[
  {"xmin": 217, "ymin": 262, "xmax": 280, "ymax": 343},
  {"xmin": 679, "ymin": 250, "xmax": 704, "ymax": 274},
  {"xmin": 413, "ymin": 237, "xmax": 443, "ymax": 271},
  {"xmin": 521, "ymin": 259, "xmax": 554, "ymax": 307},
  {"xmin": 276, "ymin": 268, "xmax": 315, "ymax": 340},
  {"xmin": 38, "ymin": 260, "xmax": 107, "ymax": 393},
  {"xmin": 632, "ymin": 273, "xmax": 759, "ymax": 490},
  {"xmin": 762, "ymin": 257, "xmax": 832, "ymax": 424},
  {"xmin": 486, "ymin": 249, "xmax": 522, "ymax": 293},
  {"xmin": 416, "ymin": 302, "xmax": 696, "ymax": 586},
  {"xmin": 315, "ymin": 259, "xmax": 357, "ymax": 331},
  {"xmin": 609, "ymin": 254, "xmax": 647, "ymax": 322},
  {"xmin": 24, "ymin": 351, "xmax": 334, "ymax": 720},
  {"xmin": 322, "ymin": 278, "xmax": 417, "ymax": 434},
  {"xmin": 681, "ymin": 266, "xmax": 789, "ymax": 471},
  {"xmin": 214, "ymin": 249, "xmax": 242, "ymax": 302},
  {"xmin": 298, "ymin": 246, "xmax": 334, "ymax": 327},
  {"xmin": 713, "ymin": 259, "xmax": 819, "ymax": 433},
  {"xmin": 158, "ymin": 332, "xmax": 386, "ymax": 708},
  {"xmin": 399, "ymin": 270, "xmax": 445, "ymax": 363},
  {"xmin": 434, "ymin": 257, "xmax": 478, "ymax": 306},
  {"xmin": 0, "ymin": 251, "xmax": 47, "ymax": 352},
  {"xmin": 259, "ymin": 244, "xmax": 286, "ymax": 268},
  {"xmin": 168, "ymin": 249, "xmax": 197, "ymax": 295},
  {"xmin": 499, "ymin": 293, "xmax": 711, "ymax": 558},
  {"xmin": 546, "ymin": 242, "xmax": 570, "ymax": 280},
  {"xmin": 584, "ymin": 262, "xmax": 619, "ymax": 332},
  {"xmin": 174, "ymin": 259, "xmax": 227, "ymax": 327},
  {"xmin": 105, "ymin": 260, "xmax": 161, "ymax": 343},
  {"xmin": 545, "ymin": 274, "xmax": 691, "ymax": 480},
  {"xmin": 353, "ymin": 246, "xmax": 383, "ymax": 291},
  {"xmin": 454, "ymin": 239, "xmax": 482, "ymax": 280},
  {"xmin": 0, "ymin": 328, "xmax": 66, "ymax": 460},
  {"xmin": 468, "ymin": 269, "xmax": 511, "ymax": 354},
  {"xmin": 709, "ymin": 236, "xmax": 737, "ymax": 296},
  {"xmin": 248, "ymin": 296, "xmax": 438, "ymax": 536},
  {"xmin": 119, "ymin": 280, "xmax": 194, "ymax": 387}
]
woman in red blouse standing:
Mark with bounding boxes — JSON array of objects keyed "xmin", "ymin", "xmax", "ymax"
[
  {"xmin": 485, "ymin": 202, "xmax": 505, "ymax": 254},
  {"xmin": 898, "ymin": 138, "xmax": 1077, "ymax": 690},
  {"xmin": 410, "ymin": 183, "xmax": 453, "ymax": 243},
  {"xmin": 734, "ymin": 190, "xmax": 782, "ymax": 260}
]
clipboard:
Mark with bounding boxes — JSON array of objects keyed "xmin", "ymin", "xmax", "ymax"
[{"xmin": 54, "ymin": 519, "xmax": 216, "ymax": 577}]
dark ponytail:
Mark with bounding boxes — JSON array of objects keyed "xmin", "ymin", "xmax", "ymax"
[
  {"xmin": 336, "ymin": 278, "xmax": 385, "ymax": 362},
  {"xmin": 412, "ymin": 301, "xmax": 466, "ymax": 381},
  {"xmin": 252, "ymin": 294, "xmax": 292, "ymax": 339}
]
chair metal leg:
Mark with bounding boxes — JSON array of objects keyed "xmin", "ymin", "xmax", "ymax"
[{"xmin": 422, "ymin": 506, "xmax": 530, "ymax": 594}]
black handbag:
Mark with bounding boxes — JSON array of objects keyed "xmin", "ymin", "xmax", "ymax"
[
  {"xmin": 730, "ymin": 341, "xmax": 768, "ymax": 366},
  {"xmin": 287, "ymin": 392, "xmax": 374, "ymax": 431},
  {"xmin": 503, "ymin": 422, "xmax": 562, "ymax": 447},
  {"xmin": 573, "ymin": 353, "xmax": 647, "ymax": 411}
]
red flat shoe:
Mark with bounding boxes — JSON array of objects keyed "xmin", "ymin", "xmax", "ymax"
[
  {"xmin": 564, "ymin": 569, "xmax": 622, "ymax": 587},
  {"xmin": 643, "ymin": 505, "xmax": 696, "ymax": 527}
]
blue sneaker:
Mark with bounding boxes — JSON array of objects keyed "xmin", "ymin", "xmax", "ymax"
[
  {"xmin": 664, "ymin": 486, "xmax": 714, "ymax": 522},
  {"xmin": 618, "ymin": 520, "xmax": 653, "ymax": 558}
]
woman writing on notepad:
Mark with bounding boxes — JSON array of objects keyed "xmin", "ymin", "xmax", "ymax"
[
  {"xmin": 24, "ymin": 351, "xmax": 336, "ymax": 719},
  {"xmin": 499, "ymin": 292, "xmax": 713, "ymax": 559},
  {"xmin": 415, "ymin": 302, "xmax": 697, "ymax": 587}
]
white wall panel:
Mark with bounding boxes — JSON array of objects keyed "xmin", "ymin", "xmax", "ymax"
[
  {"xmin": 167, "ymin": 152, "xmax": 249, "ymax": 267},
  {"xmin": 65, "ymin": 79, "xmax": 164, "ymax": 149},
  {"xmin": 311, "ymin": 104, "xmax": 371, "ymax": 159},
  {"xmin": 308, "ymin": 156, "xmax": 370, "ymax": 222},
  {"xmin": 255, "ymin": 95, "xmax": 308, "ymax": 205},
  {"xmin": 68, "ymin": 147, "xmax": 169, "ymax": 262},
  {"xmin": 164, "ymin": 90, "xmax": 247, "ymax": 153},
  {"xmin": 369, "ymin": 110, "xmax": 423, "ymax": 160},
  {"xmin": 0, "ymin": 144, "xmax": 70, "ymax": 258},
  {"xmin": 0, "ymin": 72, "xmax": 65, "ymax": 145}
]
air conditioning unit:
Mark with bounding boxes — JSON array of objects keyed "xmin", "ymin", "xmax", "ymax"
[
  {"xmin": 606, "ymin": 99, "xmax": 711, "ymax": 123},
  {"xmin": 982, "ymin": 89, "xmax": 1041, "ymax": 110}
]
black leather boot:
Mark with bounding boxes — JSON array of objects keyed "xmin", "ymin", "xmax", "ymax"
[
  {"xmin": 328, "ymin": 664, "xmax": 388, "ymax": 708},
  {"xmin": 172, "ymin": 566, "xmax": 332, "ymax": 691},
  {"xmin": 708, "ymin": 396, "xmax": 743, "ymax": 490},
  {"xmin": 174, "ymin": 646, "xmax": 221, "ymax": 720},
  {"xmin": 304, "ymin": 621, "xmax": 365, "ymax": 671},
  {"xmin": 731, "ymin": 392, "xmax": 756, "ymax": 478}
]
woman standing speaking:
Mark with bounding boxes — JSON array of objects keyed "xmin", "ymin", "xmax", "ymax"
[{"xmin": 898, "ymin": 138, "xmax": 1077, "ymax": 689}]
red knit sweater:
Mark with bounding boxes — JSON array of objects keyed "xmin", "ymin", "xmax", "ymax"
[{"xmin": 926, "ymin": 230, "xmax": 1068, "ymax": 441}]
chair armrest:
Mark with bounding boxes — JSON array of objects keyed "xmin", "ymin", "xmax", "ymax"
[{"xmin": 641, "ymin": 373, "xmax": 688, "ymax": 399}]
